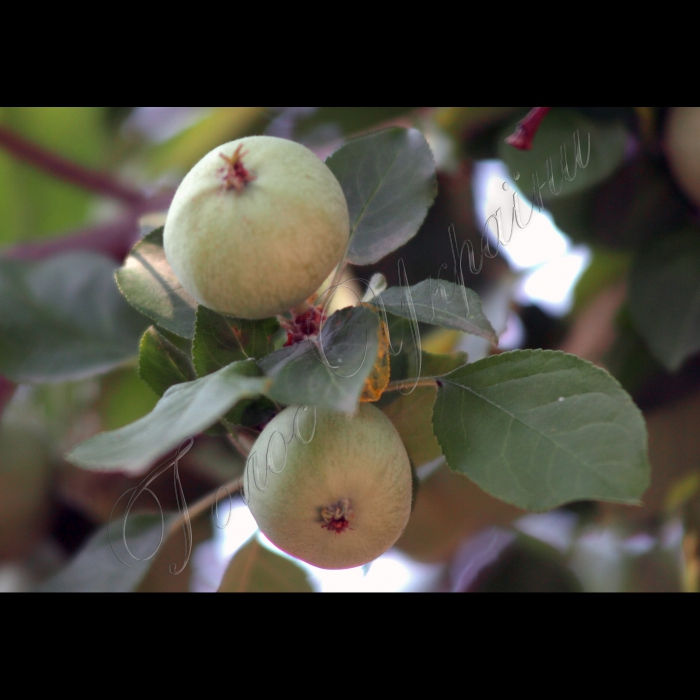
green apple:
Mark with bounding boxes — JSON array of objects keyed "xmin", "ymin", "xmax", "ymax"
[
  {"xmin": 164, "ymin": 136, "xmax": 349, "ymax": 319},
  {"xmin": 243, "ymin": 403, "xmax": 413, "ymax": 570},
  {"xmin": 666, "ymin": 107, "xmax": 700, "ymax": 207}
]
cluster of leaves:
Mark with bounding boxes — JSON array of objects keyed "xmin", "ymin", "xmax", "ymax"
[
  {"xmin": 2, "ymin": 125, "xmax": 650, "ymax": 502},
  {"xmin": 494, "ymin": 108, "xmax": 700, "ymax": 377},
  {"xmin": 4, "ymin": 106, "xmax": 687, "ymax": 592}
]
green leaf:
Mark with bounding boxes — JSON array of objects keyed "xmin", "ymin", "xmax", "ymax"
[
  {"xmin": 138, "ymin": 326, "xmax": 196, "ymax": 397},
  {"xmin": 388, "ymin": 348, "xmax": 469, "ymax": 389},
  {"xmin": 326, "ymin": 128, "xmax": 437, "ymax": 266},
  {"xmin": 628, "ymin": 229, "xmax": 700, "ymax": 372},
  {"xmin": 433, "ymin": 350, "xmax": 650, "ymax": 512},
  {"xmin": 218, "ymin": 537, "xmax": 313, "ymax": 593},
  {"xmin": 421, "ymin": 351, "xmax": 469, "ymax": 377},
  {"xmin": 371, "ymin": 280, "xmax": 497, "ymax": 342},
  {"xmin": 382, "ymin": 386, "xmax": 443, "ymax": 469},
  {"xmin": 0, "ymin": 252, "xmax": 148, "ymax": 383},
  {"xmin": 545, "ymin": 155, "xmax": 690, "ymax": 251},
  {"xmin": 258, "ymin": 305, "xmax": 380, "ymax": 414},
  {"xmin": 498, "ymin": 109, "xmax": 628, "ymax": 201},
  {"xmin": 67, "ymin": 360, "xmax": 270, "ymax": 474},
  {"xmin": 376, "ymin": 312, "xmax": 468, "ymax": 390},
  {"xmin": 193, "ymin": 305, "xmax": 279, "ymax": 378},
  {"xmin": 98, "ymin": 366, "xmax": 160, "ymax": 431},
  {"xmin": 37, "ymin": 514, "xmax": 177, "ymax": 593},
  {"xmin": 115, "ymin": 227, "xmax": 197, "ymax": 340}
]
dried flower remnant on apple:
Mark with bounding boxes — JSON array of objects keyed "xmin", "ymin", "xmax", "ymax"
[{"xmin": 218, "ymin": 144, "xmax": 257, "ymax": 192}]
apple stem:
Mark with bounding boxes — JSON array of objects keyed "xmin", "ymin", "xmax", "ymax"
[{"xmin": 505, "ymin": 107, "xmax": 552, "ymax": 151}]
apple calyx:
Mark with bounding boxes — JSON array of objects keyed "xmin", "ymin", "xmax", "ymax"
[
  {"xmin": 218, "ymin": 145, "xmax": 257, "ymax": 192},
  {"xmin": 281, "ymin": 305, "xmax": 325, "ymax": 347},
  {"xmin": 320, "ymin": 498, "xmax": 354, "ymax": 534}
]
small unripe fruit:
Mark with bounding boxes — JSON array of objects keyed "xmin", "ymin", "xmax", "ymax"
[
  {"xmin": 164, "ymin": 136, "xmax": 350, "ymax": 319},
  {"xmin": 666, "ymin": 107, "xmax": 700, "ymax": 207},
  {"xmin": 243, "ymin": 403, "xmax": 413, "ymax": 570}
]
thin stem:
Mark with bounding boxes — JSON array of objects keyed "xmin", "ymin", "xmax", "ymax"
[
  {"xmin": 384, "ymin": 378, "xmax": 439, "ymax": 393},
  {"xmin": 1, "ymin": 189, "xmax": 175, "ymax": 263},
  {"xmin": 329, "ymin": 259, "xmax": 349, "ymax": 293},
  {"xmin": 0, "ymin": 377, "xmax": 16, "ymax": 420},
  {"xmin": 505, "ymin": 107, "xmax": 552, "ymax": 151},
  {"xmin": 226, "ymin": 432, "xmax": 252, "ymax": 460},
  {"xmin": 0, "ymin": 125, "xmax": 146, "ymax": 206},
  {"xmin": 166, "ymin": 478, "xmax": 242, "ymax": 540}
]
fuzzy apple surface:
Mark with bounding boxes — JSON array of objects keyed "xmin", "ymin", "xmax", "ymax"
[
  {"xmin": 242, "ymin": 403, "xmax": 413, "ymax": 570},
  {"xmin": 164, "ymin": 136, "xmax": 350, "ymax": 319},
  {"xmin": 666, "ymin": 107, "xmax": 700, "ymax": 208}
]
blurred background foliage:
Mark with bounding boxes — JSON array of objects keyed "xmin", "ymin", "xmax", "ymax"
[{"xmin": 1, "ymin": 106, "xmax": 699, "ymax": 593}]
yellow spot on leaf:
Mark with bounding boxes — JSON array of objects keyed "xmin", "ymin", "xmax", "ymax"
[{"xmin": 360, "ymin": 306, "xmax": 390, "ymax": 403}]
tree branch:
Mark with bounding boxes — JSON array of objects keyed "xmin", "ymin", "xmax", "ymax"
[
  {"xmin": 0, "ymin": 377, "xmax": 16, "ymax": 420},
  {"xmin": 0, "ymin": 125, "xmax": 146, "ymax": 206},
  {"xmin": 385, "ymin": 378, "xmax": 439, "ymax": 393},
  {"xmin": 1, "ymin": 190, "xmax": 174, "ymax": 263},
  {"xmin": 166, "ymin": 477, "xmax": 242, "ymax": 540}
]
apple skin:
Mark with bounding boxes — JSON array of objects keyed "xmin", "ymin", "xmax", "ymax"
[
  {"xmin": 243, "ymin": 403, "xmax": 413, "ymax": 570},
  {"xmin": 666, "ymin": 107, "xmax": 700, "ymax": 208},
  {"xmin": 164, "ymin": 136, "xmax": 350, "ymax": 320}
]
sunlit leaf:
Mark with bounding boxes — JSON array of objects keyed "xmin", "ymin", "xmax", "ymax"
[
  {"xmin": 433, "ymin": 350, "xmax": 650, "ymax": 511},
  {"xmin": 116, "ymin": 227, "xmax": 197, "ymax": 339},
  {"xmin": 67, "ymin": 360, "xmax": 270, "ymax": 474},
  {"xmin": 138, "ymin": 326, "xmax": 196, "ymax": 397},
  {"xmin": 326, "ymin": 128, "xmax": 437, "ymax": 266},
  {"xmin": 371, "ymin": 279, "xmax": 497, "ymax": 343}
]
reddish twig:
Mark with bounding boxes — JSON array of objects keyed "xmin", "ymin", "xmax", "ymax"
[
  {"xmin": 3, "ymin": 215, "xmax": 141, "ymax": 264},
  {"xmin": 505, "ymin": 107, "xmax": 552, "ymax": 151},
  {"xmin": 0, "ymin": 125, "xmax": 146, "ymax": 206},
  {"xmin": 0, "ymin": 377, "xmax": 16, "ymax": 421},
  {"xmin": 1, "ymin": 190, "xmax": 175, "ymax": 263}
]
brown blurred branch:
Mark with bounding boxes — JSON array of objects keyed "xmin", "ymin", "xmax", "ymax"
[
  {"xmin": 0, "ymin": 377, "xmax": 15, "ymax": 417},
  {"xmin": 0, "ymin": 125, "xmax": 146, "ymax": 206},
  {"xmin": 1, "ymin": 190, "xmax": 175, "ymax": 263}
]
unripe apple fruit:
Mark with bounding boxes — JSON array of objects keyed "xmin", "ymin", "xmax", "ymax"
[
  {"xmin": 242, "ymin": 403, "xmax": 413, "ymax": 570},
  {"xmin": 164, "ymin": 136, "xmax": 350, "ymax": 319},
  {"xmin": 665, "ymin": 107, "xmax": 700, "ymax": 207}
]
